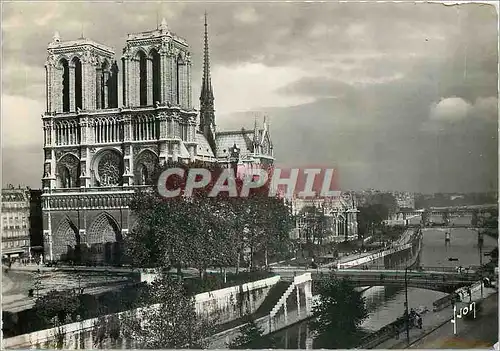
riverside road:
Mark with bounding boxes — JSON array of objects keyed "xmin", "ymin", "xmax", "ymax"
[{"xmin": 408, "ymin": 292, "xmax": 498, "ymax": 349}]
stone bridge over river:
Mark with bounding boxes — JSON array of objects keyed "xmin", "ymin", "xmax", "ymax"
[{"xmin": 271, "ymin": 267, "xmax": 480, "ymax": 293}]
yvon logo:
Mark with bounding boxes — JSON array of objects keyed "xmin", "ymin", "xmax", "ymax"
[{"xmin": 156, "ymin": 165, "xmax": 340, "ymax": 199}]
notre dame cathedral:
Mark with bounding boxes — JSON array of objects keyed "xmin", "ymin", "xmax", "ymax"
[{"xmin": 41, "ymin": 16, "xmax": 274, "ymax": 264}]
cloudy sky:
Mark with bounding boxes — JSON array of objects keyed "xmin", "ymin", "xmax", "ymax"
[{"xmin": 1, "ymin": 1, "xmax": 498, "ymax": 193}]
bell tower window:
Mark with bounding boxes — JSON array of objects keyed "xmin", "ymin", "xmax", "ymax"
[
  {"xmin": 151, "ymin": 49, "xmax": 161, "ymax": 104},
  {"xmin": 61, "ymin": 59, "xmax": 70, "ymax": 112},
  {"xmin": 73, "ymin": 57, "xmax": 83, "ymax": 110},
  {"xmin": 138, "ymin": 51, "xmax": 147, "ymax": 106}
]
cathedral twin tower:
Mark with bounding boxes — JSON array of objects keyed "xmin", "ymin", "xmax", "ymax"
[
  {"xmin": 42, "ymin": 17, "xmax": 216, "ymax": 192},
  {"xmin": 41, "ymin": 16, "xmax": 216, "ymax": 263},
  {"xmin": 45, "ymin": 18, "xmax": 192, "ymax": 114}
]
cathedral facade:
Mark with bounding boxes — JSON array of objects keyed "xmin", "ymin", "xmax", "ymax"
[{"xmin": 41, "ymin": 17, "xmax": 274, "ymax": 264}]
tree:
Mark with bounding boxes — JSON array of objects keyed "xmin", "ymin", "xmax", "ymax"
[
  {"xmin": 228, "ymin": 316, "xmax": 275, "ymax": 349},
  {"xmin": 127, "ymin": 160, "xmax": 292, "ymax": 274},
  {"xmin": 309, "ymin": 276, "xmax": 368, "ymax": 348},
  {"xmin": 357, "ymin": 203, "xmax": 389, "ymax": 238},
  {"xmin": 118, "ymin": 274, "xmax": 217, "ymax": 348},
  {"xmin": 367, "ymin": 192, "xmax": 398, "ymax": 216},
  {"xmin": 297, "ymin": 205, "xmax": 326, "ymax": 246},
  {"xmin": 490, "ymin": 247, "xmax": 498, "ymax": 264},
  {"xmin": 35, "ymin": 290, "xmax": 81, "ymax": 326},
  {"xmin": 263, "ymin": 197, "xmax": 294, "ymax": 264},
  {"xmin": 247, "ymin": 195, "xmax": 294, "ymax": 268}
]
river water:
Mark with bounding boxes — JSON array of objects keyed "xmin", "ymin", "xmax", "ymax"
[{"xmin": 267, "ymin": 214, "xmax": 498, "ymax": 348}]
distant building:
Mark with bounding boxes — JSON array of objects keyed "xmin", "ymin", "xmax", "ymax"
[
  {"xmin": 2, "ymin": 186, "xmax": 31, "ymax": 258},
  {"xmin": 393, "ymin": 191, "xmax": 415, "ymax": 210},
  {"xmin": 289, "ymin": 193, "xmax": 358, "ymax": 243}
]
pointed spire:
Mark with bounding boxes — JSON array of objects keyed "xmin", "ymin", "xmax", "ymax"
[
  {"xmin": 253, "ymin": 114, "xmax": 259, "ymax": 144},
  {"xmin": 200, "ymin": 11, "xmax": 215, "ymax": 132},
  {"xmin": 199, "ymin": 11, "xmax": 217, "ymax": 155},
  {"xmin": 159, "ymin": 17, "xmax": 168, "ymax": 31},
  {"xmin": 201, "ymin": 11, "xmax": 213, "ymax": 101}
]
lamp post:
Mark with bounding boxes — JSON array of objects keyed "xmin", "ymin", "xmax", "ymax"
[
  {"xmin": 404, "ymin": 266, "xmax": 410, "ymax": 344},
  {"xmin": 478, "ymin": 230, "xmax": 484, "ymax": 298}
]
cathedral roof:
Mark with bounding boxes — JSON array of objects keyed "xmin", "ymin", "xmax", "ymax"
[
  {"xmin": 216, "ymin": 130, "xmax": 255, "ymax": 159},
  {"xmin": 291, "ymin": 196, "xmax": 356, "ymax": 213},
  {"xmin": 196, "ymin": 132, "xmax": 215, "ymax": 158},
  {"xmin": 179, "ymin": 142, "xmax": 190, "ymax": 159}
]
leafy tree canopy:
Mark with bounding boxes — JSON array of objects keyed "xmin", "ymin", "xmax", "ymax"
[
  {"xmin": 127, "ymin": 161, "xmax": 293, "ymax": 271},
  {"xmin": 119, "ymin": 274, "xmax": 216, "ymax": 349},
  {"xmin": 35, "ymin": 290, "xmax": 80, "ymax": 326},
  {"xmin": 309, "ymin": 276, "xmax": 368, "ymax": 348},
  {"xmin": 358, "ymin": 203, "xmax": 390, "ymax": 236},
  {"xmin": 228, "ymin": 316, "xmax": 275, "ymax": 349}
]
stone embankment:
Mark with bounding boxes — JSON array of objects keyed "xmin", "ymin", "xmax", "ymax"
[
  {"xmin": 338, "ymin": 228, "xmax": 422, "ymax": 269},
  {"xmin": 3, "ymin": 275, "xmax": 280, "ymax": 349}
]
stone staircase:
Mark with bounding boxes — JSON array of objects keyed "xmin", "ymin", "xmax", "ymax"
[
  {"xmin": 268, "ymin": 273, "xmax": 313, "ymax": 332},
  {"xmin": 269, "ymin": 281, "xmax": 296, "ymax": 319}
]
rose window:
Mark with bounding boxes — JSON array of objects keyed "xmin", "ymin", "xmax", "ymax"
[{"xmin": 97, "ymin": 152, "xmax": 121, "ymax": 186}]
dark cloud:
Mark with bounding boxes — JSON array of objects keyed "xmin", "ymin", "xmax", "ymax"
[{"xmin": 277, "ymin": 77, "xmax": 355, "ymax": 98}]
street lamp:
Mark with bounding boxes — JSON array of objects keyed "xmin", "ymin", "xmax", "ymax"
[
  {"xmin": 478, "ymin": 230, "xmax": 484, "ymax": 298},
  {"xmin": 404, "ymin": 266, "xmax": 410, "ymax": 345}
]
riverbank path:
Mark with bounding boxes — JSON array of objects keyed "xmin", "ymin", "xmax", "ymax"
[{"xmin": 374, "ymin": 287, "xmax": 498, "ymax": 349}]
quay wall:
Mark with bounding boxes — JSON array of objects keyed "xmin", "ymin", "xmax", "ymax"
[
  {"xmin": 339, "ymin": 229, "xmax": 422, "ymax": 270},
  {"xmin": 3, "ymin": 275, "xmax": 280, "ymax": 349}
]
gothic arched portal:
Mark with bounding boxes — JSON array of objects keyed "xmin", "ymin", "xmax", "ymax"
[
  {"xmin": 87, "ymin": 213, "xmax": 121, "ymax": 244},
  {"xmin": 53, "ymin": 217, "xmax": 79, "ymax": 261},
  {"xmin": 86, "ymin": 213, "xmax": 122, "ymax": 264}
]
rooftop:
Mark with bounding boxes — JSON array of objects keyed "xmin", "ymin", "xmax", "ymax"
[
  {"xmin": 48, "ymin": 35, "xmax": 115, "ymax": 55},
  {"xmin": 2, "ymin": 190, "xmax": 28, "ymax": 203},
  {"xmin": 126, "ymin": 18, "xmax": 188, "ymax": 46}
]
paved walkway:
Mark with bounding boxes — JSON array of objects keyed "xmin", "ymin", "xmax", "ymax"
[
  {"xmin": 4, "ymin": 262, "xmax": 140, "ymax": 273},
  {"xmin": 2, "ymin": 266, "xmax": 136, "ymax": 313},
  {"xmin": 408, "ymin": 292, "xmax": 498, "ymax": 349},
  {"xmin": 374, "ymin": 287, "xmax": 498, "ymax": 349},
  {"xmin": 5, "ymin": 262, "xmax": 245, "ymax": 276}
]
